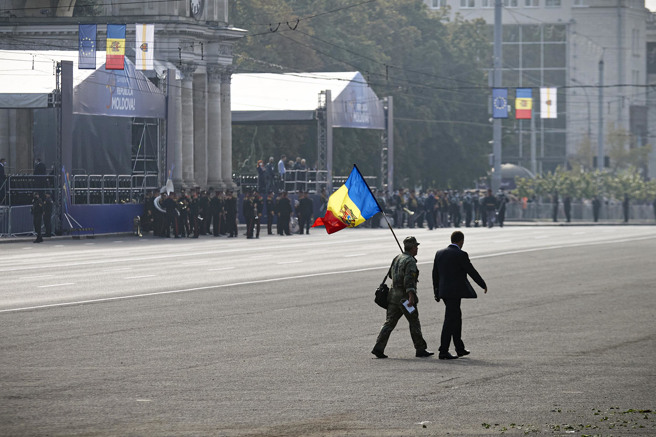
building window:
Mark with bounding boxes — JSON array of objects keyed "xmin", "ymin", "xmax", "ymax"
[
  {"xmin": 482, "ymin": 0, "xmax": 493, "ymax": 7},
  {"xmin": 525, "ymin": 0, "xmax": 539, "ymax": 6},
  {"xmin": 504, "ymin": 0, "xmax": 518, "ymax": 6},
  {"xmin": 545, "ymin": 0, "xmax": 561, "ymax": 7},
  {"xmin": 431, "ymin": 0, "xmax": 447, "ymax": 7},
  {"xmin": 460, "ymin": 0, "xmax": 475, "ymax": 8}
]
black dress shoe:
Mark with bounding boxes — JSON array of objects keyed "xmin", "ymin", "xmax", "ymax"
[
  {"xmin": 371, "ymin": 349, "xmax": 388, "ymax": 359},
  {"xmin": 415, "ymin": 350, "xmax": 435, "ymax": 358},
  {"xmin": 457, "ymin": 349, "xmax": 470, "ymax": 357},
  {"xmin": 438, "ymin": 352, "xmax": 458, "ymax": 360}
]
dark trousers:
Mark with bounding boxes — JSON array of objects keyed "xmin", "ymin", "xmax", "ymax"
[
  {"xmin": 373, "ymin": 301, "xmax": 427, "ymax": 353},
  {"xmin": 440, "ymin": 298, "xmax": 464, "ymax": 353},
  {"xmin": 43, "ymin": 212, "xmax": 52, "ymax": 237},
  {"xmin": 267, "ymin": 213, "xmax": 274, "ymax": 234},
  {"xmin": 33, "ymin": 215, "xmax": 43, "ymax": 240}
]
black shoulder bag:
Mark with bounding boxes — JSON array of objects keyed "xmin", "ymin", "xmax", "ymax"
[{"xmin": 374, "ymin": 256, "xmax": 398, "ymax": 309}]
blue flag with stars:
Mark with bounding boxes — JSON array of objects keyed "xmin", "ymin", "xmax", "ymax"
[
  {"xmin": 78, "ymin": 24, "xmax": 96, "ymax": 70},
  {"xmin": 492, "ymin": 88, "xmax": 508, "ymax": 119}
]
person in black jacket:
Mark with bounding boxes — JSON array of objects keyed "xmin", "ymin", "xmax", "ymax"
[
  {"xmin": 276, "ymin": 191, "xmax": 292, "ymax": 236},
  {"xmin": 31, "ymin": 192, "xmax": 44, "ymax": 243},
  {"xmin": 432, "ymin": 231, "xmax": 487, "ymax": 360},
  {"xmin": 43, "ymin": 192, "xmax": 53, "ymax": 237}
]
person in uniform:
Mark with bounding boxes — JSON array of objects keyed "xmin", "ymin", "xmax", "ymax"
[
  {"xmin": 564, "ymin": 195, "xmax": 572, "ymax": 223},
  {"xmin": 243, "ymin": 191, "xmax": 255, "ymax": 239},
  {"xmin": 552, "ymin": 190, "xmax": 559, "ymax": 222},
  {"xmin": 189, "ymin": 190, "xmax": 200, "ymax": 238},
  {"xmin": 482, "ymin": 189, "xmax": 497, "ymax": 228},
  {"xmin": 297, "ymin": 191, "xmax": 313, "ymax": 235},
  {"xmin": 31, "ymin": 192, "xmax": 44, "ymax": 243},
  {"xmin": 592, "ymin": 195, "xmax": 601, "ymax": 222},
  {"xmin": 276, "ymin": 191, "xmax": 292, "ymax": 236},
  {"xmin": 224, "ymin": 190, "xmax": 237, "ymax": 237},
  {"xmin": 432, "ymin": 231, "xmax": 487, "ymax": 359},
  {"xmin": 496, "ymin": 189, "xmax": 507, "ymax": 227},
  {"xmin": 371, "ymin": 236, "xmax": 433, "ymax": 359},
  {"xmin": 253, "ymin": 191, "xmax": 263, "ymax": 238},
  {"xmin": 266, "ymin": 191, "xmax": 275, "ymax": 235},
  {"xmin": 42, "ymin": 192, "xmax": 53, "ymax": 237}
]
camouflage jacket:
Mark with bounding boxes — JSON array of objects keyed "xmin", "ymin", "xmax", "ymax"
[{"xmin": 388, "ymin": 252, "xmax": 419, "ymax": 300}]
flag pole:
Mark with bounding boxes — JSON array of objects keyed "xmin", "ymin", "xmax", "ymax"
[{"xmin": 353, "ymin": 164, "xmax": 403, "ymax": 253}]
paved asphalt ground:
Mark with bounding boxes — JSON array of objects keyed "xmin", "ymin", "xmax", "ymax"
[{"xmin": 0, "ymin": 225, "xmax": 655, "ymax": 436}]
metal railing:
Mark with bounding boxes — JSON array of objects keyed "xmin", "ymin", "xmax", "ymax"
[
  {"xmin": 71, "ymin": 174, "xmax": 159, "ymax": 204},
  {"xmin": 233, "ymin": 169, "xmax": 377, "ymax": 194}
]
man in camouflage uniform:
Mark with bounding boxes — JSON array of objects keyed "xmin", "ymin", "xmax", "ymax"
[{"xmin": 371, "ymin": 236, "xmax": 434, "ymax": 359}]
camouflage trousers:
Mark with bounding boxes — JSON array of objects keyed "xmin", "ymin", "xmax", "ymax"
[{"xmin": 373, "ymin": 301, "xmax": 428, "ymax": 353}]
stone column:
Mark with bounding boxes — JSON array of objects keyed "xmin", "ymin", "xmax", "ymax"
[
  {"xmin": 180, "ymin": 63, "xmax": 197, "ymax": 189},
  {"xmin": 168, "ymin": 70, "xmax": 183, "ymax": 187},
  {"xmin": 206, "ymin": 65, "xmax": 223, "ymax": 189},
  {"xmin": 193, "ymin": 71, "xmax": 208, "ymax": 188},
  {"xmin": 220, "ymin": 66, "xmax": 233, "ymax": 189}
]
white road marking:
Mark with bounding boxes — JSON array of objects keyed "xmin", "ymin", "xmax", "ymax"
[
  {"xmin": 208, "ymin": 267, "xmax": 235, "ymax": 271},
  {"xmin": 125, "ymin": 275, "xmax": 156, "ymax": 280},
  {"xmin": 344, "ymin": 253, "xmax": 366, "ymax": 258},
  {"xmin": 1, "ymin": 234, "xmax": 655, "ymax": 314},
  {"xmin": 37, "ymin": 283, "xmax": 75, "ymax": 288},
  {"xmin": 277, "ymin": 260, "xmax": 301, "ymax": 264}
]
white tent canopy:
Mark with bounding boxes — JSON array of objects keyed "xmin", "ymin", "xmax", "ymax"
[
  {"xmin": 231, "ymin": 71, "xmax": 385, "ymax": 130},
  {"xmin": 0, "ymin": 50, "xmax": 96, "ymax": 108}
]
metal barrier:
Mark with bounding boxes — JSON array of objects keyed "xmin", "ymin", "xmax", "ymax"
[
  {"xmin": 4, "ymin": 175, "xmax": 55, "ymax": 206},
  {"xmin": 71, "ymin": 174, "xmax": 158, "ymax": 205},
  {"xmin": 233, "ymin": 169, "xmax": 377, "ymax": 194}
]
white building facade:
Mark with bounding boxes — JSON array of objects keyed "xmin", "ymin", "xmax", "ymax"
[{"xmin": 425, "ymin": 0, "xmax": 653, "ymax": 176}]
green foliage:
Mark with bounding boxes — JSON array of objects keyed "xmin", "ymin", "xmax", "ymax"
[
  {"xmin": 513, "ymin": 167, "xmax": 656, "ymax": 203},
  {"xmin": 230, "ymin": 0, "xmax": 491, "ymax": 187}
]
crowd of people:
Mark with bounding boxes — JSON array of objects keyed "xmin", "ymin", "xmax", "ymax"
[
  {"xmin": 139, "ymin": 187, "xmax": 318, "ymax": 239},
  {"xmin": 370, "ymin": 187, "xmax": 509, "ymax": 230}
]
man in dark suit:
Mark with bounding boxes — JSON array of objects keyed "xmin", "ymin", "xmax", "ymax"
[{"xmin": 432, "ymin": 231, "xmax": 487, "ymax": 360}]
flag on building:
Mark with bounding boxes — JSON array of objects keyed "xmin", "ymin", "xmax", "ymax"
[
  {"xmin": 78, "ymin": 24, "xmax": 96, "ymax": 70},
  {"xmin": 492, "ymin": 88, "xmax": 508, "ymax": 119},
  {"xmin": 106, "ymin": 24, "xmax": 126, "ymax": 70},
  {"xmin": 135, "ymin": 24, "xmax": 154, "ymax": 71},
  {"xmin": 540, "ymin": 87, "xmax": 557, "ymax": 119},
  {"xmin": 312, "ymin": 165, "xmax": 381, "ymax": 234},
  {"xmin": 515, "ymin": 88, "xmax": 533, "ymax": 119}
]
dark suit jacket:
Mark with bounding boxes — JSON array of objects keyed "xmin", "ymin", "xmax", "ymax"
[{"xmin": 432, "ymin": 244, "xmax": 486, "ymax": 300}]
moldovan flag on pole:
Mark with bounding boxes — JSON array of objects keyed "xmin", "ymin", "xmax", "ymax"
[
  {"xmin": 312, "ymin": 165, "xmax": 382, "ymax": 234},
  {"xmin": 515, "ymin": 88, "xmax": 533, "ymax": 119},
  {"xmin": 540, "ymin": 87, "xmax": 557, "ymax": 119},
  {"xmin": 106, "ymin": 24, "xmax": 126, "ymax": 70},
  {"xmin": 135, "ymin": 24, "xmax": 154, "ymax": 71}
]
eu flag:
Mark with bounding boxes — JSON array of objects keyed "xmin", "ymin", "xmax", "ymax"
[
  {"xmin": 78, "ymin": 24, "xmax": 96, "ymax": 70},
  {"xmin": 492, "ymin": 88, "xmax": 508, "ymax": 119}
]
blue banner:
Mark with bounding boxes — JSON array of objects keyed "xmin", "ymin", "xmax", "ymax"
[
  {"xmin": 78, "ymin": 24, "xmax": 97, "ymax": 70},
  {"xmin": 492, "ymin": 88, "xmax": 508, "ymax": 119}
]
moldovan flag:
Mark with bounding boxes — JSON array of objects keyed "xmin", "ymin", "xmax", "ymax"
[
  {"xmin": 540, "ymin": 87, "xmax": 557, "ymax": 119},
  {"xmin": 106, "ymin": 24, "xmax": 126, "ymax": 70},
  {"xmin": 135, "ymin": 24, "xmax": 154, "ymax": 71},
  {"xmin": 78, "ymin": 24, "xmax": 96, "ymax": 70},
  {"xmin": 515, "ymin": 88, "xmax": 533, "ymax": 119},
  {"xmin": 312, "ymin": 165, "xmax": 381, "ymax": 234}
]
